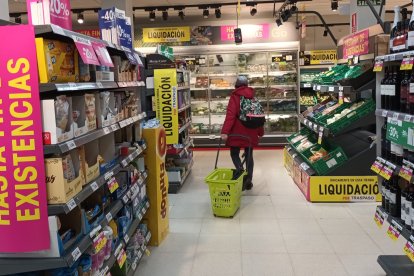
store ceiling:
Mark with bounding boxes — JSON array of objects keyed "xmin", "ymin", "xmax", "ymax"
[{"xmin": 7, "ymin": 0, "xmax": 414, "ymax": 20}]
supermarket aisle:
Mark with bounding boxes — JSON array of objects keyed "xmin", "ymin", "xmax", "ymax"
[{"xmin": 136, "ymin": 150, "xmax": 400, "ymax": 276}]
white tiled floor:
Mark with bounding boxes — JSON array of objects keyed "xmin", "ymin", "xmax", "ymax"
[{"xmin": 136, "ymin": 150, "xmax": 399, "ymax": 276}]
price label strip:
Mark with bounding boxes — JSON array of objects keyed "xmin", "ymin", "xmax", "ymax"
[
  {"xmin": 404, "ymin": 241, "xmax": 414, "ymax": 262},
  {"xmin": 399, "ymin": 163, "xmax": 414, "ymax": 182},
  {"xmin": 387, "ymin": 220, "xmax": 402, "ymax": 241},
  {"xmin": 107, "ymin": 177, "xmax": 119, "ymax": 194},
  {"xmin": 317, "ymin": 129, "xmax": 324, "ymax": 145},
  {"xmin": 371, "ymin": 157, "xmax": 385, "ymax": 175},
  {"xmin": 401, "ymin": 56, "xmax": 414, "ymax": 71},
  {"xmin": 379, "ymin": 163, "xmax": 396, "ymax": 181},
  {"xmin": 373, "ymin": 59, "xmax": 384, "ymax": 72},
  {"xmin": 338, "ymin": 87, "xmax": 344, "ymax": 105},
  {"xmin": 374, "ymin": 208, "xmax": 385, "ymax": 228},
  {"xmin": 117, "ymin": 249, "xmax": 127, "ymax": 268}
]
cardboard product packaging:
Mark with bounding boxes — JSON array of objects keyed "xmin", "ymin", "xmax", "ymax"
[
  {"xmin": 81, "ymin": 141, "xmax": 100, "ymax": 184},
  {"xmin": 85, "ymin": 93, "xmax": 97, "ymax": 132},
  {"xmin": 90, "ymin": 65, "xmax": 115, "ymax": 82},
  {"xmin": 375, "ymin": 34, "xmax": 390, "ymax": 57},
  {"xmin": 45, "ymin": 148, "xmax": 84, "ymax": 204},
  {"xmin": 79, "ymin": 57, "xmax": 91, "ymax": 82},
  {"xmin": 143, "ymin": 126, "xmax": 169, "ymax": 246},
  {"xmin": 96, "ymin": 91, "xmax": 117, "ymax": 128},
  {"xmin": 72, "ymin": 95, "xmax": 88, "ymax": 137},
  {"xmin": 35, "ymin": 38, "xmax": 79, "ymax": 83},
  {"xmin": 98, "ymin": 134, "xmax": 118, "ymax": 173},
  {"xmin": 42, "ymin": 95, "xmax": 74, "ymax": 145},
  {"xmin": 114, "ymin": 92, "xmax": 124, "ymax": 122}
]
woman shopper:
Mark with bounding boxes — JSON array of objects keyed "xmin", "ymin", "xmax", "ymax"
[{"xmin": 221, "ymin": 76, "xmax": 265, "ymax": 191}]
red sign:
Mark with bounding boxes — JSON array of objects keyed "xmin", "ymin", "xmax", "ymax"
[
  {"xmin": 0, "ymin": 25, "xmax": 49, "ymax": 252},
  {"xmin": 343, "ymin": 29, "xmax": 369, "ymax": 59},
  {"xmin": 72, "ymin": 35, "xmax": 101, "ymax": 66},
  {"xmin": 78, "ymin": 29, "xmax": 101, "ymax": 39}
]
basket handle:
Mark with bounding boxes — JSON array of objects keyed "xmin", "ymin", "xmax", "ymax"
[{"xmin": 215, "ymin": 134, "xmax": 252, "ymax": 170}]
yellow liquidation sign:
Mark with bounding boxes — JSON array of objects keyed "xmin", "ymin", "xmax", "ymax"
[
  {"xmin": 154, "ymin": 69, "xmax": 179, "ymax": 145},
  {"xmin": 143, "ymin": 27, "xmax": 191, "ymax": 43},
  {"xmin": 143, "ymin": 127, "xmax": 169, "ymax": 246},
  {"xmin": 308, "ymin": 50, "xmax": 337, "ymax": 65},
  {"xmin": 309, "ymin": 176, "xmax": 380, "ymax": 202}
]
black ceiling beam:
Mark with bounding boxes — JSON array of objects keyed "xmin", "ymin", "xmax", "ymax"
[
  {"xmin": 306, "ymin": 23, "xmax": 349, "ymax": 27},
  {"xmin": 133, "ymin": 0, "xmax": 312, "ymax": 11}
]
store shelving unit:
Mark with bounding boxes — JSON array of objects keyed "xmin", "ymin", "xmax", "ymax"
[
  {"xmin": 299, "ymin": 65, "xmax": 331, "ymax": 112},
  {"xmin": 143, "ymin": 57, "xmax": 193, "ymax": 193},
  {"xmin": 284, "ymin": 56, "xmax": 377, "ymax": 202},
  {"xmin": 0, "ymin": 24, "xmax": 151, "ymax": 276},
  {"xmin": 177, "ymin": 51, "xmax": 299, "ymax": 146},
  {"xmin": 371, "ymin": 51, "xmax": 414, "ymax": 274}
]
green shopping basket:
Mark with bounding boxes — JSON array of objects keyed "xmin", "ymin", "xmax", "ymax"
[{"xmin": 204, "ymin": 135, "xmax": 250, "ymax": 218}]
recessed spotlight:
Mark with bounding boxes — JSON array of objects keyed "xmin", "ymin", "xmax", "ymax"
[
  {"xmin": 149, "ymin": 10, "xmax": 155, "ymax": 21},
  {"xmin": 178, "ymin": 10, "xmax": 185, "ymax": 20},
  {"xmin": 250, "ymin": 6, "xmax": 257, "ymax": 16},
  {"xmin": 203, "ymin": 9, "xmax": 209, "ymax": 19},
  {"xmin": 162, "ymin": 10, "xmax": 168, "ymax": 20},
  {"xmin": 77, "ymin": 13, "xmax": 84, "ymax": 24},
  {"xmin": 215, "ymin": 8, "xmax": 221, "ymax": 18}
]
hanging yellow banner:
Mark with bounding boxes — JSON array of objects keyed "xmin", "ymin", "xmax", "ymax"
[
  {"xmin": 154, "ymin": 69, "xmax": 179, "ymax": 145},
  {"xmin": 143, "ymin": 27, "xmax": 191, "ymax": 43},
  {"xmin": 309, "ymin": 176, "xmax": 380, "ymax": 202}
]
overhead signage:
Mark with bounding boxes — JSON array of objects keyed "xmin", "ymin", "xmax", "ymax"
[
  {"xmin": 357, "ymin": 0, "xmax": 383, "ymax": 6},
  {"xmin": 309, "ymin": 176, "xmax": 380, "ymax": 202},
  {"xmin": 0, "ymin": 25, "xmax": 49, "ymax": 252},
  {"xmin": 143, "ymin": 27, "xmax": 191, "ymax": 43},
  {"xmin": 220, "ymin": 24, "xmax": 270, "ymax": 41},
  {"xmin": 343, "ymin": 29, "xmax": 369, "ymax": 59},
  {"xmin": 154, "ymin": 69, "xmax": 179, "ymax": 144},
  {"xmin": 300, "ymin": 50, "xmax": 337, "ymax": 65},
  {"xmin": 77, "ymin": 29, "xmax": 101, "ymax": 39}
]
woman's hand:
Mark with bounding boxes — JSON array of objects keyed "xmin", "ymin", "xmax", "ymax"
[{"xmin": 221, "ymin": 134, "xmax": 228, "ymax": 141}]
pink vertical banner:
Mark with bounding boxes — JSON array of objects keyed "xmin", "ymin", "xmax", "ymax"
[
  {"xmin": 49, "ymin": 0, "xmax": 72, "ymax": 30},
  {"xmin": 72, "ymin": 35, "xmax": 101, "ymax": 66},
  {"xmin": 0, "ymin": 25, "xmax": 50, "ymax": 252}
]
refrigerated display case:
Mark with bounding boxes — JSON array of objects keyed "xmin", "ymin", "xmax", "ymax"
[{"xmin": 177, "ymin": 51, "xmax": 300, "ymax": 146}]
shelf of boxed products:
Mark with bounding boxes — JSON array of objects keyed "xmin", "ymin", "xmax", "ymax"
[
  {"xmin": 298, "ymin": 99, "xmax": 376, "ymax": 138},
  {"xmin": 44, "ymin": 112, "xmax": 147, "ymax": 155},
  {"xmin": 34, "ymin": 24, "xmax": 143, "ymax": 62},
  {"xmin": 167, "ymin": 138, "xmax": 193, "ymax": 159},
  {"xmin": 376, "ymin": 109, "xmax": 414, "ymax": 123},
  {"xmin": 39, "ymin": 81, "xmax": 146, "ymax": 93},
  {"xmin": 169, "ymin": 159, "xmax": 194, "ymax": 194},
  {"xmin": 376, "ymin": 51, "xmax": 414, "ymax": 62},
  {"xmin": 374, "ymin": 206, "xmax": 414, "ymax": 276},
  {"xmin": 48, "ymin": 167, "xmax": 148, "ymax": 216},
  {"xmin": 0, "ymin": 171, "xmax": 149, "ymax": 275},
  {"xmin": 97, "ymin": 202, "xmax": 150, "ymax": 276},
  {"xmin": 126, "ymin": 231, "xmax": 152, "ymax": 276}
]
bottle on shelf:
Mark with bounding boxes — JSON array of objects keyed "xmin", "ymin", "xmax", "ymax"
[
  {"xmin": 384, "ymin": 180, "xmax": 391, "ymax": 213},
  {"xmin": 395, "ymin": 143, "xmax": 404, "ymax": 165},
  {"xmin": 389, "ymin": 66, "xmax": 401, "ymax": 111},
  {"xmin": 390, "ymin": 6, "xmax": 402, "ymax": 54},
  {"xmin": 409, "ymin": 69, "xmax": 414, "ymax": 114},
  {"xmin": 408, "ymin": 1, "xmax": 414, "ymax": 50},
  {"xmin": 401, "ymin": 70, "xmax": 410, "ymax": 113},
  {"xmin": 381, "ymin": 67, "xmax": 390, "ymax": 110},
  {"xmin": 389, "ymin": 176, "xmax": 401, "ymax": 218}
]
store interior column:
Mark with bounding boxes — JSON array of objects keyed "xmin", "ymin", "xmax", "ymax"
[
  {"xmin": 0, "ymin": 1, "xmax": 9, "ymax": 21},
  {"xmin": 101, "ymin": 0, "xmax": 134, "ymax": 38}
]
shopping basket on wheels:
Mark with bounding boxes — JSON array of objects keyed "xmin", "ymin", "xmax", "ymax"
[{"xmin": 204, "ymin": 135, "xmax": 251, "ymax": 218}]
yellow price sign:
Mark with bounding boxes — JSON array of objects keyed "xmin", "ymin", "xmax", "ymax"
[
  {"xmin": 373, "ymin": 59, "xmax": 384, "ymax": 72},
  {"xmin": 117, "ymin": 248, "xmax": 127, "ymax": 268},
  {"xmin": 107, "ymin": 177, "xmax": 119, "ymax": 194},
  {"xmin": 371, "ymin": 159, "xmax": 384, "ymax": 175},
  {"xmin": 404, "ymin": 241, "xmax": 414, "ymax": 262},
  {"xmin": 401, "ymin": 57, "xmax": 414, "ymax": 71},
  {"xmin": 399, "ymin": 165, "xmax": 413, "ymax": 182},
  {"xmin": 379, "ymin": 166, "xmax": 393, "ymax": 181},
  {"xmin": 387, "ymin": 224, "xmax": 401, "ymax": 241},
  {"xmin": 374, "ymin": 210, "xmax": 385, "ymax": 229},
  {"xmin": 93, "ymin": 232, "xmax": 107, "ymax": 253}
]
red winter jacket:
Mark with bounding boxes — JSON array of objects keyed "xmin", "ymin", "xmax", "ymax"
[{"xmin": 221, "ymin": 86, "xmax": 265, "ymax": 148}]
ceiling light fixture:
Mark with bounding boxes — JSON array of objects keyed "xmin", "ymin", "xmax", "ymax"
[
  {"xmin": 203, "ymin": 8, "xmax": 209, "ymax": 19},
  {"xmin": 250, "ymin": 5, "xmax": 257, "ymax": 16},
  {"xmin": 162, "ymin": 10, "xmax": 168, "ymax": 20},
  {"xmin": 178, "ymin": 10, "xmax": 185, "ymax": 20},
  {"xmin": 149, "ymin": 10, "xmax": 155, "ymax": 21},
  {"xmin": 215, "ymin": 8, "xmax": 221, "ymax": 18},
  {"xmin": 281, "ymin": 9, "xmax": 290, "ymax": 22},
  {"xmin": 323, "ymin": 29, "xmax": 328, "ymax": 37},
  {"xmin": 77, "ymin": 13, "xmax": 84, "ymax": 24},
  {"xmin": 331, "ymin": 0, "xmax": 338, "ymax": 11},
  {"xmin": 290, "ymin": 4, "xmax": 298, "ymax": 13},
  {"xmin": 276, "ymin": 17, "xmax": 282, "ymax": 27}
]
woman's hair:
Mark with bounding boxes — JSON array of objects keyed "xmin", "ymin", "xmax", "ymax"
[{"xmin": 235, "ymin": 76, "xmax": 248, "ymax": 88}]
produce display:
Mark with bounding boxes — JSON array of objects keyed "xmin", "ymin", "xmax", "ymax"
[
  {"xmin": 192, "ymin": 106, "xmax": 209, "ymax": 116},
  {"xmin": 267, "ymin": 73, "xmax": 297, "ymax": 85},
  {"xmin": 268, "ymin": 100, "xmax": 297, "ymax": 112},
  {"xmin": 309, "ymin": 146, "xmax": 328, "ymax": 163},
  {"xmin": 265, "ymin": 116, "xmax": 298, "ymax": 133},
  {"xmin": 312, "ymin": 64, "xmax": 365, "ymax": 85},
  {"xmin": 300, "ymin": 72, "xmax": 320, "ymax": 83}
]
